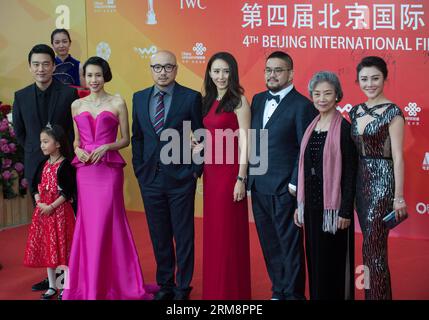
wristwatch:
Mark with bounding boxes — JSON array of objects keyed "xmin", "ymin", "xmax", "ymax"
[{"xmin": 237, "ymin": 175, "xmax": 247, "ymax": 184}]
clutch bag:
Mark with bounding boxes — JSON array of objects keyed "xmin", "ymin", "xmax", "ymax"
[{"xmin": 383, "ymin": 210, "xmax": 408, "ymax": 229}]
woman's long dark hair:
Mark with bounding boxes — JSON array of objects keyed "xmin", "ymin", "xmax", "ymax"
[
  {"xmin": 202, "ymin": 52, "xmax": 244, "ymax": 116},
  {"xmin": 41, "ymin": 124, "xmax": 72, "ymax": 160}
]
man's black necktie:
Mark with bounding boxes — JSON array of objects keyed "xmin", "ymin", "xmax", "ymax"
[{"xmin": 267, "ymin": 93, "xmax": 280, "ymax": 104}]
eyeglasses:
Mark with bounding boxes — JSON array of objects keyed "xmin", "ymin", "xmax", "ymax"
[
  {"xmin": 150, "ymin": 64, "xmax": 176, "ymax": 73},
  {"xmin": 264, "ymin": 68, "xmax": 290, "ymax": 76}
]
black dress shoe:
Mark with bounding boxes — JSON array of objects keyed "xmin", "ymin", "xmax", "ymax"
[
  {"xmin": 173, "ymin": 292, "xmax": 190, "ymax": 300},
  {"xmin": 41, "ymin": 288, "xmax": 58, "ymax": 300},
  {"xmin": 270, "ymin": 292, "xmax": 284, "ymax": 300},
  {"xmin": 32, "ymin": 278, "xmax": 49, "ymax": 291},
  {"xmin": 154, "ymin": 289, "xmax": 175, "ymax": 300},
  {"xmin": 174, "ymin": 287, "xmax": 192, "ymax": 300}
]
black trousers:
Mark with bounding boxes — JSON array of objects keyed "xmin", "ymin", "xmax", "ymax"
[
  {"xmin": 139, "ymin": 169, "xmax": 196, "ymax": 294},
  {"xmin": 251, "ymin": 188, "xmax": 306, "ymax": 300}
]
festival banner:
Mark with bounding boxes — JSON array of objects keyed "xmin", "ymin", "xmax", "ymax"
[
  {"xmin": 1, "ymin": 0, "xmax": 427, "ymax": 239},
  {"xmin": 83, "ymin": 0, "xmax": 428, "ymax": 239}
]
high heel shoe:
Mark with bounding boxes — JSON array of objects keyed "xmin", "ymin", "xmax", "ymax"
[{"xmin": 41, "ymin": 288, "xmax": 57, "ymax": 300}]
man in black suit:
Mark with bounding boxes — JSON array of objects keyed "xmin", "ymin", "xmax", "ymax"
[
  {"xmin": 12, "ymin": 44, "xmax": 78, "ymax": 292},
  {"xmin": 131, "ymin": 50, "xmax": 203, "ymax": 300},
  {"xmin": 248, "ymin": 51, "xmax": 318, "ymax": 300}
]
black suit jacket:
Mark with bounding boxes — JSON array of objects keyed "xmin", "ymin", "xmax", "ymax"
[
  {"xmin": 12, "ymin": 79, "xmax": 78, "ymax": 183},
  {"xmin": 248, "ymin": 87, "xmax": 318, "ymax": 195},
  {"xmin": 131, "ymin": 82, "xmax": 203, "ymax": 186}
]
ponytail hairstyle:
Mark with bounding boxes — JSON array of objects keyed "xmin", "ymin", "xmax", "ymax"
[{"xmin": 41, "ymin": 124, "xmax": 72, "ymax": 160}]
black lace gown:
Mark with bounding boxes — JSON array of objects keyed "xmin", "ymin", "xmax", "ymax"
[
  {"xmin": 349, "ymin": 102, "xmax": 404, "ymax": 300},
  {"xmin": 303, "ymin": 119, "xmax": 357, "ymax": 300}
]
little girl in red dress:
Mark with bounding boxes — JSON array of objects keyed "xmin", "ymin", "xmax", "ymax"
[{"xmin": 24, "ymin": 124, "xmax": 76, "ymax": 300}]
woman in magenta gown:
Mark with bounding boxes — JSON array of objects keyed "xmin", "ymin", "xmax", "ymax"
[
  {"xmin": 197, "ymin": 52, "xmax": 251, "ymax": 299},
  {"xmin": 62, "ymin": 57, "xmax": 157, "ymax": 300}
]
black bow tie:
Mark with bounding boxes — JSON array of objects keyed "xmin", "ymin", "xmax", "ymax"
[{"xmin": 267, "ymin": 93, "xmax": 280, "ymax": 104}]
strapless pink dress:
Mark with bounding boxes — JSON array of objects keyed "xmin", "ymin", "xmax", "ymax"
[{"xmin": 62, "ymin": 111, "xmax": 158, "ymax": 300}]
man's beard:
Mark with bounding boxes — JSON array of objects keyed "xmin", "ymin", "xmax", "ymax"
[
  {"xmin": 266, "ymin": 82, "xmax": 282, "ymax": 93},
  {"xmin": 266, "ymin": 79, "xmax": 290, "ymax": 93}
]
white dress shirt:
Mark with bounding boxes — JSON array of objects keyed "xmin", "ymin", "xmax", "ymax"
[
  {"xmin": 262, "ymin": 84, "xmax": 294, "ymax": 128},
  {"xmin": 262, "ymin": 84, "xmax": 297, "ymax": 193}
]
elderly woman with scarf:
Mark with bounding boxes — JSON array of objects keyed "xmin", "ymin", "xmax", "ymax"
[{"xmin": 294, "ymin": 71, "xmax": 358, "ymax": 300}]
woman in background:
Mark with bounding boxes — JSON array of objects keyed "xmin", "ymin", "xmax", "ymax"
[{"xmin": 51, "ymin": 29, "xmax": 85, "ymax": 87}]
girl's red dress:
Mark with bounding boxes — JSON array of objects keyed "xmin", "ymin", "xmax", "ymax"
[{"xmin": 24, "ymin": 160, "xmax": 75, "ymax": 268}]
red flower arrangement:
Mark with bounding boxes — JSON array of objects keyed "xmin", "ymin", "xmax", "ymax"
[{"xmin": 0, "ymin": 101, "xmax": 27, "ymax": 199}]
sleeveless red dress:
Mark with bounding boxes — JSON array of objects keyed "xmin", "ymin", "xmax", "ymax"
[{"xmin": 202, "ymin": 100, "xmax": 251, "ymax": 299}]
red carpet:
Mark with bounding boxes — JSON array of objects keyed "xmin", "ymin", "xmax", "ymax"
[{"xmin": 0, "ymin": 211, "xmax": 428, "ymax": 300}]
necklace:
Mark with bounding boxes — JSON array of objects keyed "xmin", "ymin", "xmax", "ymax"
[
  {"xmin": 87, "ymin": 95, "xmax": 110, "ymax": 108},
  {"xmin": 315, "ymin": 119, "xmax": 330, "ymax": 134},
  {"xmin": 48, "ymin": 154, "xmax": 62, "ymax": 165},
  {"xmin": 216, "ymin": 91, "xmax": 226, "ymax": 101}
]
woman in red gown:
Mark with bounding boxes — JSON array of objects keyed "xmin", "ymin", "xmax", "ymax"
[{"xmin": 198, "ymin": 52, "xmax": 251, "ymax": 299}]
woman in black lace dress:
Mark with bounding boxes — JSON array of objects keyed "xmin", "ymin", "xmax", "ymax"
[
  {"xmin": 294, "ymin": 71, "xmax": 357, "ymax": 300},
  {"xmin": 349, "ymin": 56, "xmax": 407, "ymax": 300}
]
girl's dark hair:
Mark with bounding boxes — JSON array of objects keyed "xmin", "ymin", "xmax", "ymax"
[
  {"xmin": 356, "ymin": 56, "xmax": 388, "ymax": 80},
  {"xmin": 83, "ymin": 56, "xmax": 113, "ymax": 82},
  {"xmin": 41, "ymin": 124, "xmax": 71, "ymax": 160},
  {"xmin": 51, "ymin": 29, "xmax": 72, "ymax": 44},
  {"xmin": 202, "ymin": 52, "xmax": 244, "ymax": 116}
]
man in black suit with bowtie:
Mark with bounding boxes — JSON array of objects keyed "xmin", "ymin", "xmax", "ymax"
[
  {"xmin": 131, "ymin": 50, "xmax": 203, "ymax": 300},
  {"xmin": 13, "ymin": 44, "xmax": 78, "ymax": 292},
  {"xmin": 248, "ymin": 51, "xmax": 318, "ymax": 300}
]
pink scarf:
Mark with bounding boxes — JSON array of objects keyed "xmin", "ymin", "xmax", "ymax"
[{"xmin": 297, "ymin": 110, "xmax": 343, "ymax": 234}]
